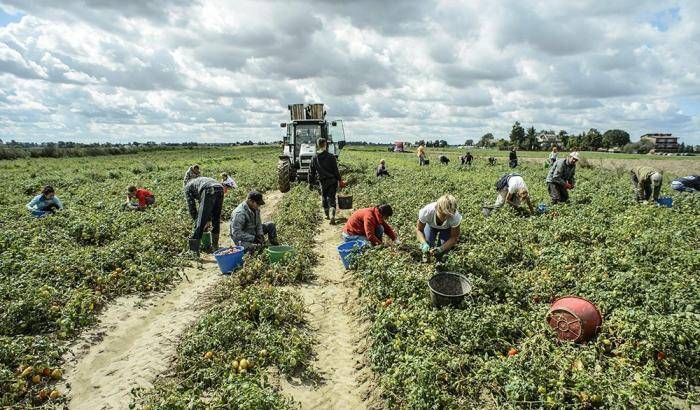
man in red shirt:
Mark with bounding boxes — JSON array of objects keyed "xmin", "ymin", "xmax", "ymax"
[
  {"xmin": 342, "ymin": 204, "xmax": 399, "ymax": 246},
  {"xmin": 125, "ymin": 185, "xmax": 155, "ymax": 210}
]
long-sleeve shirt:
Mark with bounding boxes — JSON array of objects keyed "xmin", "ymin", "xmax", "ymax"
[
  {"xmin": 376, "ymin": 165, "xmax": 390, "ymax": 177},
  {"xmin": 309, "ymin": 150, "xmax": 341, "ymax": 184},
  {"xmin": 343, "ymin": 207, "xmax": 397, "ymax": 245},
  {"xmin": 546, "ymin": 158, "xmax": 576, "ymax": 186},
  {"xmin": 230, "ymin": 201, "xmax": 262, "ymax": 244},
  {"xmin": 183, "ymin": 177, "xmax": 223, "ymax": 219},
  {"xmin": 183, "ymin": 167, "xmax": 201, "ymax": 185},
  {"xmin": 632, "ymin": 166, "xmax": 660, "ymax": 199},
  {"xmin": 26, "ymin": 194, "xmax": 63, "ymax": 211},
  {"xmin": 509, "ymin": 151, "xmax": 517, "ymax": 161}
]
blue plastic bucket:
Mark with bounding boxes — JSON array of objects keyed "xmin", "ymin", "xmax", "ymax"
[
  {"xmin": 337, "ymin": 240, "xmax": 368, "ymax": 269},
  {"xmin": 213, "ymin": 246, "xmax": 245, "ymax": 274},
  {"xmin": 656, "ymin": 197, "xmax": 673, "ymax": 208}
]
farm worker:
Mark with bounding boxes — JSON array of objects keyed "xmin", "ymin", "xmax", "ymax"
[
  {"xmin": 26, "ymin": 185, "xmax": 63, "ymax": 216},
  {"xmin": 376, "ymin": 159, "xmax": 390, "ymax": 177},
  {"xmin": 630, "ymin": 166, "xmax": 663, "ymax": 202},
  {"xmin": 549, "ymin": 147, "xmax": 558, "ymax": 164},
  {"xmin": 546, "ymin": 152, "xmax": 579, "ymax": 204},
  {"xmin": 230, "ymin": 191, "xmax": 279, "ymax": 252},
  {"xmin": 492, "ymin": 174, "xmax": 534, "ymax": 214},
  {"xmin": 309, "ymin": 137, "xmax": 341, "ymax": 225},
  {"xmin": 184, "ymin": 177, "xmax": 224, "ymax": 254},
  {"xmin": 439, "ymin": 155, "xmax": 450, "ymax": 165},
  {"xmin": 124, "ymin": 185, "xmax": 155, "ymax": 210},
  {"xmin": 221, "ymin": 172, "xmax": 238, "ymax": 193},
  {"xmin": 417, "ymin": 143, "xmax": 427, "ymax": 166},
  {"xmin": 461, "ymin": 152, "xmax": 473, "ymax": 166},
  {"xmin": 416, "ymin": 194, "xmax": 461, "ymax": 256},
  {"xmin": 183, "ymin": 164, "xmax": 201, "ymax": 185},
  {"xmin": 342, "ymin": 204, "xmax": 398, "ymax": 246},
  {"xmin": 670, "ymin": 175, "xmax": 699, "ymax": 193},
  {"xmin": 509, "ymin": 147, "xmax": 518, "ymax": 168}
]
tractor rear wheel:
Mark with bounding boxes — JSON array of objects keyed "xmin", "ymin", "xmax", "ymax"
[{"xmin": 277, "ymin": 159, "xmax": 291, "ymax": 193}]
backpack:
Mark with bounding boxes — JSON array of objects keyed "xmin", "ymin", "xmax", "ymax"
[{"xmin": 495, "ymin": 173, "xmax": 520, "ymax": 191}]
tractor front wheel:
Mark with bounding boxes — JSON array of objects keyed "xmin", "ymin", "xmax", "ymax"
[{"xmin": 277, "ymin": 159, "xmax": 291, "ymax": 193}]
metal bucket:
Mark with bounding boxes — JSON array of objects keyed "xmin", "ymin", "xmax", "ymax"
[
  {"xmin": 428, "ymin": 272, "xmax": 471, "ymax": 308},
  {"xmin": 547, "ymin": 296, "xmax": 603, "ymax": 343}
]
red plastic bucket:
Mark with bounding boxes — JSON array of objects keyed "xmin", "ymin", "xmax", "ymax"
[{"xmin": 547, "ymin": 296, "xmax": 602, "ymax": 343}]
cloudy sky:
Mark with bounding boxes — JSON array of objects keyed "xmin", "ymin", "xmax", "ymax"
[{"xmin": 0, "ymin": 0, "xmax": 699, "ymax": 144}]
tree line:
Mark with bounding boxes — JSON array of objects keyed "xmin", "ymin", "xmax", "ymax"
[{"xmin": 471, "ymin": 122, "xmax": 695, "ymax": 154}]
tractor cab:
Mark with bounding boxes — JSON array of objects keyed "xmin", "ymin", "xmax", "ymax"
[{"xmin": 278, "ymin": 103, "xmax": 345, "ymax": 192}]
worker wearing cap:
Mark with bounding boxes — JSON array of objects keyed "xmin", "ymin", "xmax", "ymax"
[
  {"xmin": 230, "ymin": 191, "xmax": 279, "ymax": 252},
  {"xmin": 670, "ymin": 175, "xmax": 699, "ymax": 193},
  {"xmin": 184, "ymin": 177, "xmax": 224, "ymax": 254},
  {"xmin": 416, "ymin": 194, "xmax": 461, "ymax": 257},
  {"xmin": 342, "ymin": 204, "xmax": 399, "ymax": 246},
  {"xmin": 630, "ymin": 166, "xmax": 663, "ymax": 202},
  {"xmin": 309, "ymin": 137, "xmax": 342, "ymax": 224},
  {"xmin": 493, "ymin": 174, "xmax": 534, "ymax": 214},
  {"xmin": 546, "ymin": 152, "xmax": 579, "ymax": 204}
]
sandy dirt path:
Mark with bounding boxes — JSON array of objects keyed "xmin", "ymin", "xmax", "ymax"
[
  {"xmin": 279, "ymin": 210, "xmax": 370, "ymax": 410},
  {"xmin": 63, "ymin": 191, "xmax": 283, "ymax": 410}
]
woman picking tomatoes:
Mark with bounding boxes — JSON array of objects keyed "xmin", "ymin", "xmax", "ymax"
[{"xmin": 415, "ymin": 194, "xmax": 461, "ymax": 257}]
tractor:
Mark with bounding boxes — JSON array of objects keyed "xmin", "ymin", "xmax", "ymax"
[{"xmin": 277, "ymin": 103, "xmax": 345, "ymax": 193}]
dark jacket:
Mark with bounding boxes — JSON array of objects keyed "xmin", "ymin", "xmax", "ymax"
[
  {"xmin": 309, "ymin": 150, "xmax": 341, "ymax": 184},
  {"xmin": 230, "ymin": 201, "xmax": 262, "ymax": 244},
  {"xmin": 509, "ymin": 150, "xmax": 517, "ymax": 161},
  {"xmin": 184, "ymin": 177, "xmax": 223, "ymax": 219},
  {"xmin": 546, "ymin": 158, "xmax": 576, "ymax": 186}
]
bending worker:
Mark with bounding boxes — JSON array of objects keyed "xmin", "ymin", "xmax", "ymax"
[
  {"xmin": 630, "ymin": 166, "xmax": 663, "ymax": 202},
  {"xmin": 546, "ymin": 151, "xmax": 579, "ymax": 204},
  {"xmin": 27, "ymin": 185, "xmax": 63, "ymax": 216},
  {"xmin": 342, "ymin": 204, "xmax": 398, "ymax": 246},
  {"xmin": 671, "ymin": 175, "xmax": 699, "ymax": 193},
  {"xmin": 309, "ymin": 137, "xmax": 341, "ymax": 224},
  {"xmin": 125, "ymin": 185, "xmax": 155, "ymax": 210},
  {"xmin": 493, "ymin": 174, "xmax": 534, "ymax": 214},
  {"xmin": 416, "ymin": 194, "xmax": 461, "ymax": 257},
  {"xmin": 184, "ymin": 176, "xmax": 224, "ymax": 254},
  {"xmin": 376, "ymin": 159, "xmax": 390, "ymax": 177},
  {"xmin": 230, "ymin": 191, "xmax": 279, "ymax": 252}
]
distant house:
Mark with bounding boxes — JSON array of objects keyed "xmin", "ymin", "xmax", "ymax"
[
  {"xmin": 537, "ymin": 131, "xmax": 559, "ymax": 147},
  {"xmin": 640, "ymin": 133, "xmax": 679, "ymax": 152}
]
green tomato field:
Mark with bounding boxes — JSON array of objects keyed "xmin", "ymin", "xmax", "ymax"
[{"xmin": 1, "ymin": 146, "xmax": 698, "ymax": 408}]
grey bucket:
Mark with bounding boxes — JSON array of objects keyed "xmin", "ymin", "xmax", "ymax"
[{"xmin": 428, "ymin": 272, "xmax": 471, "ymax": 308}]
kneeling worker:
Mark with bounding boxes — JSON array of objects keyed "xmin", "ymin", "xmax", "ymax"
[
  {"xmin": 185, "ymin": 177, "xmax": 224, "ymax": 254},
  {"xmin": 27, "ymin": 185, "xmax": 63, "ymax": 216},
  {"xmin": 416, "ymin": 194, "xmax": 461, "ymax": 257},
  {"xmin": 630, "ymin": 166, "xmax": 663, "ymax": 202},
  {"xmin": 342, "ymin": 204, "xmax": 399, "ymax": 246},
  {"xmin": 125, "ymin": 185, "xmax": 155, "ymax": 210},
  {"xmin": 230, "ymin": 191, "xmax": 279, "ymax": 252},
  {"xmin": 493, "ymin": 174, "xmax": 534, "ymax": 214}
]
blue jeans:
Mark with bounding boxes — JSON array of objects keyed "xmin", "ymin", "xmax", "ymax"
[
  {"xmin": 343, "ymin": 225, "xmax": 384, "ymax": 243},
  {"xmin": 424, "ymin": 224, "xmax": 450, "ymax": 248}
]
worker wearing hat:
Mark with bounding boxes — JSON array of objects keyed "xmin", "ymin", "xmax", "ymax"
[
  {"xmin": 546, "ymin": 152, "xmax": 579, "ymax": 204},
  {"xmin": 230, "ymin": 191, "xmax": 279, "ymax": 252},
  {"xmin": 630, "ymin": 166, "xmax": 663, "ymax": 202}
]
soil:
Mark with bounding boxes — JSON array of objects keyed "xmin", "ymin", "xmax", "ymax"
[
  {"xmin": 277, "ymin": 210, "xmax": 371, "ymax": 409},
  {"xmin": 62, "ymin": 191, "xmax": 284, "ymax": 410}
]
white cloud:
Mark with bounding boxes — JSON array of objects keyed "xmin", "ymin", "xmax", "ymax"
[{"xmin": 0, "ymin": 0, "xmax": 698, "ymax": 144}]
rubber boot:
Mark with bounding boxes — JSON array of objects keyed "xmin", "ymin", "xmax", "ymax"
[
  {"xmin": 330, "ymin": 207, "xmax": 336, "ymax": 225},
  {"xmin": 211, "ymin": 237, "xmax": 219, "ymax": 252},
  {"xmin": 323, "ymin": 207, "xmax": 330, "ymax": 219},
  {"xmin": 188, "ymin": 238, "xmax": 201, "ymax": 257}
]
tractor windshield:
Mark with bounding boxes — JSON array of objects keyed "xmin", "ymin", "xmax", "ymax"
[{"xmin": 295, "ymin": 124, "xmax": 322, "ymax": 145}]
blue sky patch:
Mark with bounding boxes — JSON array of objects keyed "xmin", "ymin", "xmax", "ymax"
[
  {"xmin": 650, "ymin": 6, "xmax": 680, "ymax": 32},
  {"xmin": 0, "ymin": 7, "xmax": 24, "ymax": 27}
]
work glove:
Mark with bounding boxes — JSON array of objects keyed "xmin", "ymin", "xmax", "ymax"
[
  {"xmin": 420, "ymin": 243, "xmax": 430, "ymax": 253},
  {"xmin": 434, "ymin": 247, "xmax": 445, "ymax": 258},
  {"xmin": 564, "ymin": 182, "xmax": 573, "ymax": 190}
]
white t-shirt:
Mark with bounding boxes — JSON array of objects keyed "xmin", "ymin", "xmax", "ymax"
[
  {"xmin": 418, "ymin": 202, "xmax": 462, "ymax": 229},
  {"xmin": 506, "ymin": 176, "xmax": 527, "ymax": 194}
]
